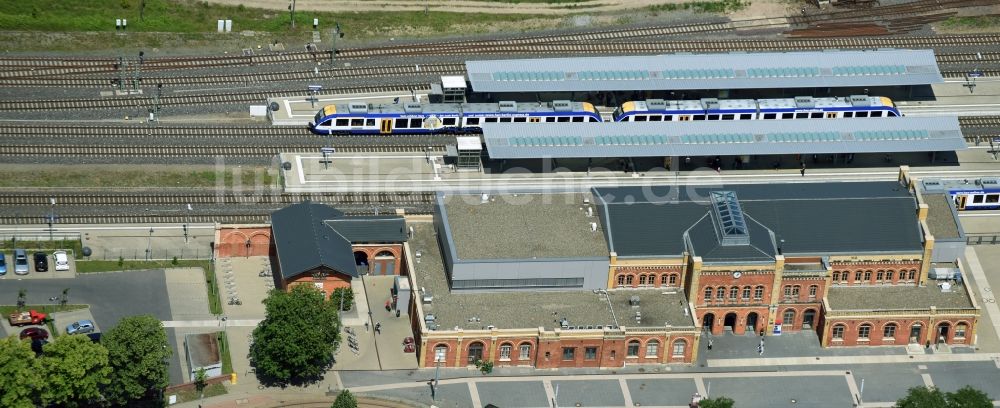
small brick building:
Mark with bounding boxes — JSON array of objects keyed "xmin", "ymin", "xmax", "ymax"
[{"xmin": 270, "ymin": 202, "xmax": 406, "ymax": 296}]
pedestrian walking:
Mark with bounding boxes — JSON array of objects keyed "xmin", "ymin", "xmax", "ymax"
[
  {"xmin": 365, "ymin": 321, "xmax": 369, "ymax": 332},
  {"xmin": 375, "ymin": 322, "xmax": 382, "ymax": 334},
  {"xmin": 757, "ymin": 344, "xmax": 764, "ymax": 356},
  {"xmin": 759, "ymin": 338, "xmax": 764, "ymax": 348},
  {"xmin": 800, "ymin": 163, "xmax": 806, "ymax": 177},
  {"xmin": 707, "ymin": 338, "xmax": 713, "ymax": 350}
]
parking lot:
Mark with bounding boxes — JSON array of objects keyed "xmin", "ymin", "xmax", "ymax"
[
  {"xmin": 0, "ymin": 269, "xmax": 187, "ymax": 383},
  {"xmin": 0, "ymin": 250, "xmax": 76, "ymax": 279}
]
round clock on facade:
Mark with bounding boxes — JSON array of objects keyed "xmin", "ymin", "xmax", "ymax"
[{"xmin": 732, "ymin": 271, "xmax": 743, "ymax": 279}]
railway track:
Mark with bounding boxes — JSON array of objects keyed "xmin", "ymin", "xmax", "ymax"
[
  {"xmin": 0, "ymin": 191, "xmax": 436, "ymax": 206},
  {"xmin": 0, "ymin": 144, "xmax": 445, "ymax": 157},
  {"xmin": 3, "ymin": 49, "xmax": 999, "ymax": 88},
  {"xmin": 0, "ymin": 83, "xmax": 432, "ymax": 111},
  {"xmin": 959, "ymin": 116, "xmax": 1000, "ymax": 128},
  {"xmin": 0, "ymin": 63, "xmax": 465, "ymax": 88}
]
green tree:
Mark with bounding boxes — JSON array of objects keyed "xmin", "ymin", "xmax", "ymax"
[
  {"xmin": 945, "ymin": 386, "xmax": 992, "ymax": 408},
  {"xmin": 102, "ymin": 314, "xmax": 173, "ymax": 405},
  {"xmin": 699, "ymin": 396, "xmax": 735, "ymax": 408},
  {"xmin": 194, "ymin": 367, "xmax": 208, "ymax": 401},
  {"xmin": 250, "ymin": 284, "xmax": 341, "ymax": 384},
  {"xmin": 0, "ymin": 337, "xmax": 41, "ymax": 408},
  {"xmin": 897, "ymin": 386, "xmax": 948, "ymax": 408},
  {"xmin": 331, "ymin": 389, "xmax": 358, "ymax": 408},
  {"xmin": 330, "ymin": 287, "xmax": 355, "ymax": 311},
  {"xmin": 38, "ymin": 335, "xmax": 111, "ymax": 407}
]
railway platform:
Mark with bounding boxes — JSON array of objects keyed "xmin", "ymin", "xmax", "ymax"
[
  {"xmin": 279, "ymin": 148, "xmax": 996, "ymax": 194},
  {"xmin": 267, "ymin": 90, "xmax": 429, "ymax": 126}
]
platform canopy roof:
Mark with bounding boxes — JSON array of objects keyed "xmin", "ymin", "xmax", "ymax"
[
  {"xmin": 466, "ymin": 49, "xmax": 942, "ymax": 92},
  {"xmin": 481, "ymin": 116, "xmax": 965, "ymax": 159}
]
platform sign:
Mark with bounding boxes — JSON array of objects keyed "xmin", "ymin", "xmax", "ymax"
[
  {"xmin": 772, "ymin": 321, "xmax": 783, "ymax": 336},
  {"xmin": 968, "ymin": 71, "xmax": 983, "ymax": 78},
  {"xmin": 320, "ymin": 147, "xmax": 336, "ymax": 154}
]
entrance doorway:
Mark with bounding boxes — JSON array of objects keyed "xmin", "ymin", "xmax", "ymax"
[
  {"xmin": 354, "ymin": 251, "xmax": 369, "ymax": 275},
  {"xmin": 746, "ymin": 312, "xmax": 759, "ymax": 334},
  {"xmin": 910, "ymin": 323, "xmax": 923, "ymax": 343},
  {"xmin": 467, "ymin": 342, "xmax": 484, "ymax": 365},
  {"xmin": 802, "ymin": 309, "xmax": 817, "ymax": 330},
  {"xmin": 724, "ymin": 313, "xmax": 738, "ymax": 332},
  {"xmin": 702, "ymin": 313, "xmax": 716, "ymax": 333},
  {"xmin": 937, "ymin": 323, "xmax": 950, "ymax": 344}
]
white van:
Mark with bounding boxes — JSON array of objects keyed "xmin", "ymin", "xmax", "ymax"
[{"xmin": 53, "ymin": 251, "xmax": 70, "ymax": 271}]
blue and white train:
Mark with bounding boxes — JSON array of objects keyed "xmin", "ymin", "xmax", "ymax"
[
  {"xmin": 612, "ymin": 95, "xmax": 899, "ymax": 122},
  {"xmin": 309, "ymin": 95, "xmax": 899, "ymax": 135},
  {"xmin": 310, "ymin": 100, "xmax": 600, "ymax": 135}
]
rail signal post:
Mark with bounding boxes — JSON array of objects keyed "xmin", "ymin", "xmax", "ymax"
[
  {"xmin": 320, "ymin": 147, "xmax": 335, "ymax": 170},
  {"xmin": 46, "ymin": 198, "xmax": 57, "ymax": 243},
  {"xmin": 331, "ymin": 23, "xmax": 343, "ymax": 65}
]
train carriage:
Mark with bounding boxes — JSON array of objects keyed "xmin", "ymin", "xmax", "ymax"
[
  {"xmin": 310, "ymin": 100, "xmax": 600, "ymax": 135},
  {"xmin": 612, "ymin": 95, "xmax": 900, "ymax": 122}
]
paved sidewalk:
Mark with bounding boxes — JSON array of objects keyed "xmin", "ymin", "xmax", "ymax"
[{"xmin": 162, "ymin": 319, "xmax": 262, "ymax": 328}]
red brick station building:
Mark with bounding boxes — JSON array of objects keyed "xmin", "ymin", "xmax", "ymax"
[{"xmin": 255, "ymin": 168, "xmax": 978, "ymax": 370}]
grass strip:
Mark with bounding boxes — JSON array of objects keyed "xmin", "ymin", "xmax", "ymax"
[
  {"xmin": 0, "ymin": 167, "xmax": 273, "ymax": 189},
  {"xmin": 74, "ymin": 259, "xmax": 211, "ymax": 273},
  {"xmin": 218, "ymin": 331, "xmax": 233, "ymax": 374}
]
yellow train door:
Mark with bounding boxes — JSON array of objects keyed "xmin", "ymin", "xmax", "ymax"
[
  {"xmin": 956, "ymin": 195, "xmax": 967, "ymax": 210},
  {"xmin": 380, "ymin": 119, "xmax": 392, "ymax": 134}
]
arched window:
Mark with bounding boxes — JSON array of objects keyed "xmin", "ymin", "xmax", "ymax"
[
  {"xmin": 669, "ymin": 274, "xmax": 678, "ymax": 285},
  {"xmin": 716, "ymin": 287, "xmax": 726, "ymax": 300},
  {"xmin": 467, "ymin": 342, "xmax": 484, "ymax": 364},
  {"xmin": 863, "ymin": 271, "xmax": 872, "ymax": 281},
  {"xmin": 854, "ymin": 271, "xmax": 863, "ymax": 281},
  {"xmin": 783, "ymin": 285, "xmax": 792, "ymax": 297},
  {"xmin": 792, "ymin": 285, "xmax": 800, "ymax": 296},
  {"xmin": 956, "ymin": 323, "xmax": 967, "ymax": 338},
  {"xmin": 499, "ymin": 343, "xmax": 513, "ymax": 361},
  {"xmin": 518, "ymin": 343, "xmax": 531, "ymax": 360},
  {"xmin": 645, "ymin": 340, "xmax": 659, "ymax": 357},
  {"xmin": 661, "ymin": 274, "xmax": 669, "ymax": 285},
  {"xmin": 782, "ymin": 309, "xmax": 796, "ymax": 326},
  {"xmin": 858, "ymin": 324, "xmax": 872, "ymax": 340},
  {"xmin": 704, "ymin": 287, "xmax": 713, "ymax": 301},
  {"xmin": 672, "ymin": 339, "xmax": 687, "ymax": 357},
  {"xmin": 832, "ymin": 324, "xmax": 846, "ymax": 340},
  {"xmin": 886, "ymin": 271, "xmax": 895, "ymax": 281},
  {"xmin": 876, "ymin": 270, "xmax": 885, "ymax": 282},
  {"xmin": 375, "ymin": 250, "xmax": 394, "ymax": 258},
  {"xmin": 754, "ymin": 286, "xmax": 764, "ymax": 300},
  {"xmin": 908, "ymin": 270, "xmax": 917, "ymax": 280},
  {"xmin": 626, "ymin": 275, "xmax": 634, "ymax": 285},
  {"xmin": 742, "ymin": 286, "xmax": 751, "ymax": 300},
  {"xmin": 639, "ymin": 275, "xmax": 647, "ymax": 285},
  {"xmin": 832, "ymin": 271, "xmax": 840, "ymax": 282},
  {"xmin": 434, "ymin": 344, "xmax": 448, "ymax": 363},
  {"xmin": 883, "ymin": 323, "xmax": 897, "ymax": 339},
  {"xmin": 808, "ymin": 285, "xmax": 818, "ymax": 298},
  {"xmin": 729, "ymin": 287, "xmax": 738, "ymax": 300},
  {"xmin": 627, "ymin": 340, "xmax": 640, "ymax": 357},
  {"xmin": 617, "ymin": 275, "xmax": 625, "ymax": 287}
]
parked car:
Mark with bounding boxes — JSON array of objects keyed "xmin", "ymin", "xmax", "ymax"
[
  {"xmin": 13, "ymin": 249, "xmax": 29, "ymax": 275},
  {"xmin": 20, "ymin": 327, "xmax": 49, "ymax": 341},
  {"xmin": 33, "ymin": 252, "xmax": 48, "ymax": 272},
  {"xmin": 53, "ymin": 251, "xmax": 69, "ymax": 271},
  {"xmin": 0, "ymin": 252, "xmax": 6, "ymax": 275},
  {"xmin": 66, "ymin": 320, "xmax": 95, "ymax": 335}
]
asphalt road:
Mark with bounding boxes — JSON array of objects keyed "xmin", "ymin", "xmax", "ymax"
[{"xmin": 0, "ymin": 269, "xmax": 184, "ymax": 384}]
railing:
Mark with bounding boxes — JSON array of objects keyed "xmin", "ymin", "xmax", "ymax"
[{"xmin": 967, "ymin": 233, "xmax": 1000, "ymax": 245}]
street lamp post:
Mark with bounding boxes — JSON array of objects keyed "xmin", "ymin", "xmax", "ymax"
[
  {"xmin": 146, "ymin": 227, "xmax": 154, "ymax": 260},
  {"xmin": 184, "ymin": 203, "xmax": 192, "ymax": 243},
  {"xmin": 47, "ymin": 198, "xmax": 57, "ymax": 243},
  {"xmin": 432, "ymin": 359, "xmax": 441, "ymax": 400},
  {"xmin": 288, "ymin": 0, "xmax": 296, "ymax": 28}
]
